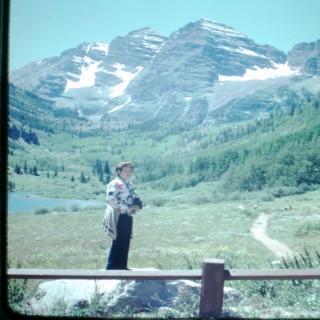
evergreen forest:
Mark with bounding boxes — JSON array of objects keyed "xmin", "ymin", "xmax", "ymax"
[{"xmin": 7, "ymin": 83, "xmax": 320, "ymax": 201}]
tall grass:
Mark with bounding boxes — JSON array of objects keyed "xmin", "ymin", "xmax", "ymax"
[{"xmin": 223, "ymin": 249, "xmax": 320, "ymax": 319}]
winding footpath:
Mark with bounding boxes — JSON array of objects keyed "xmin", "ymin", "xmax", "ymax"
[{"xmin": 250, "ymin": 213, "xmax": 295, "ymax": 258}]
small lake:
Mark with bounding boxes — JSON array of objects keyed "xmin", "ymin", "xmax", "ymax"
[{"xmin": 7, "ymin": 192, "xmax": 105, "ymax": 213}]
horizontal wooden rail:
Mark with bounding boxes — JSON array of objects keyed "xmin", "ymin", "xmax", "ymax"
[
  {"xmin": 6, "ymin": 261, "xmax": 320, "ymax": 319},
  {"xmin": 7, "ymin": 268, "xmax": 320, "ymax": 281},
  {"xmin": 7, "ymin": 268, "xmax": 202, "ymax": 280},
  {"xmin": 225, "ymin": 268, "xmax": 320, "ymax": 280}
]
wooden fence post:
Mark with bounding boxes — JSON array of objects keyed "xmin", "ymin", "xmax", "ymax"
[{"xmin": 199, "ymin": 258, "xmax": 225, "ymax": 318}]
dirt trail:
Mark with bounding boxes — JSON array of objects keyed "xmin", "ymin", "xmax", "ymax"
[{"xmin": 250, "ymin": 213, "xmax": 295, "ymax": 258}]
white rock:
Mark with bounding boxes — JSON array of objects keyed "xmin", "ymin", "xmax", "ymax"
[
  {"xmin": 29, "ymin": 268, "xmax": 243, "ymax": 316},
  {"xmin": 36, "ymin": 279, "xmax": 121, "ymax": 308}
]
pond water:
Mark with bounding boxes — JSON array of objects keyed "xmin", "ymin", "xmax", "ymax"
[{"xmin": 7, "ymin": 192, "xmax": 105, "ymax": 213}]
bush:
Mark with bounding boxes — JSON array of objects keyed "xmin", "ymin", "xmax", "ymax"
[
  {"xmin": 34, "ymin": 207, "xmax": 50, "ymax": 215},
  {"xmin": 8, "ymin": 279, "xmax": 28, "ymax": 305},
  {"xmin": 7, "ymin": 260, "xmax": 28, "ymax": 306},
  {"xmin": 70, "ymin": 204, "xmax": 82, "ymax": 212},
  {"xmin": 271, "ymin": 184, "xmax": 318, "ymax": 198}
]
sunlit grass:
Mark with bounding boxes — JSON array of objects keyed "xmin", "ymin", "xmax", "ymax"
[
  {"xmin": 7, "ymin": 190, "xmax": 320, "ymax": 270},
  {"xmin": 7, "ymin": 189, "xmax": 320, "ymax": 318}
]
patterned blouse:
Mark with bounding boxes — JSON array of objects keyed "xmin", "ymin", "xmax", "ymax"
[{"xmin": 106, "ymin": 176, "xmax": 137, "ymax": 214}]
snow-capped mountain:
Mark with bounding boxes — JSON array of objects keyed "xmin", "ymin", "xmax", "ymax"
[
  {"xmin": 10, "ymin": 27, "xmax": 166, "ymax": 117},
  {"xmin": 9, "ymin": 19, "xmax": 320, "ymax": 124}
]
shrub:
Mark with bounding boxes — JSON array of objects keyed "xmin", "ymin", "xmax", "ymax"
[
  {"xmin": 8, "ymin": 279, "xmax": 28, "ymax": 304},
  {"xmin": 7, "ymin": 260, "xmax": 28, "ymax": 307},
  {"xmin": 271, "ymin": 185, "xmax": 311, "ymax": 198},
  {"xmin": 70, "ymin": 204, "xmax": 82, "ymax": 212},
  {"xmin": 34, "ymin": 207, "xmax": 50, "ymax": 215}
]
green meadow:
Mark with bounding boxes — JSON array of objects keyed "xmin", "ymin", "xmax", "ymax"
[
  {"xmin": 7, "ymin": 189, "xmax": 320, "ymax": 318},
  {"xmin": 6, "ymin": 91, "xmax": 320, "ymax": 317},
  {"xmin": 7, "ymin": 188, "xmax": 320, "ymax": 270}
]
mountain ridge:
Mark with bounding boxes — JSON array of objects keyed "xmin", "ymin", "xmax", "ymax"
[{"xmin": 9, "ymin": 19, "xmax": 320, "ymax": 124}]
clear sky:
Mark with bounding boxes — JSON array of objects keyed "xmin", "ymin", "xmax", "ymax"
[{"xmin": 8, "ymin": 0, "xmax": 320, "ymax": 70}]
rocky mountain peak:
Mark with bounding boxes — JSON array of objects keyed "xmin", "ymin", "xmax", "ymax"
[
  {"xmin": 127, "ymin": 19, "xmax": 287, "ymax": 107},
  {"xmin": 9, "ymin": 19, "xmax": 318, "ymax": 124},
  {"xmin": 288, "ymin": 40, "xmax": 320, "ymax": 75},
  {"xmin": 105, "ymin": 28, "xmax": 167, "ymax": 69},
  {"xmin": 197, "ymin": 18, "xmax": 245, "ymax": 38}
]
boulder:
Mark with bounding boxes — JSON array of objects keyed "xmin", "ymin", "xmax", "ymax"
[
  {"xmin": 32, "ymin": 278, "xmax": 120, "ymax": 314},
  {"xmin": 107, "ymin": 278, "xmax": 201, "ymax": 312},
  {"xmin": 28, "ymin": 268, "xmax": 243, "ymax": 316}
]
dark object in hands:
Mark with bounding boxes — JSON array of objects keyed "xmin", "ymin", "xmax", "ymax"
[{"xmin": 133, "ymin": 197, "xmax": 143, "ymax": 209}]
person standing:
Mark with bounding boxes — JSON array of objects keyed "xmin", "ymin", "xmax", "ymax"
[{"xmin": 102, "ymin": 162, "xmax": 141, "ymax": 270}]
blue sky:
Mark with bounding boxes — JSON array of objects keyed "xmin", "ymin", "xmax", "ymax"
[{"xmin": 9, "ymin": 0, "xmax": 320, "ymax": 70}]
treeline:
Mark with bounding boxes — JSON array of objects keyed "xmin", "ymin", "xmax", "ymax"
[
  {"xmin": 8, "ymin": 124, "xmax": 39, "ymax": 145},
  {"xmin": 192, "ymin": 125, "xmax": 320, "ymax": 193},
  {"xmin": 136, "ymin": 96, "xmax": 320, "ymax": 194},
  {"xmin": 9, "ymin": 83, "xmax": 56, "ymax": 134},
  {"xmin": 8, "ymin": 83, "xmax": 53, "ymax": 111},
  {"xmin": 9, "ymin": 108, "xmax": 55, "ymax": 134},
  {"xmin": 8, "ymin": 82, "xmax": 89, "ymax": 136},
  {"xmin": 71, "ymin": 160, "xmax": 112, "ymax": 185},
  {"xmin": 14, "ymin": 163, "xmax": 39, "ymax": 176}
]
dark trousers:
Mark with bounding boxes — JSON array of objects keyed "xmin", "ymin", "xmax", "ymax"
[{"xmin": 106, "ymin": 214, "xmax": 133, "ymax": 270}]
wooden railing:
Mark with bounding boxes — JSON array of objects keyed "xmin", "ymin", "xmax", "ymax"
[{"xmin": 7, "ymin": 259, "xmax": 320, "ymax": 318}]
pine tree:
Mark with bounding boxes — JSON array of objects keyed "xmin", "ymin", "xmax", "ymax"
[
  {"xmin": 104, "ymin": 161, "xmax": 111, "ymax": 174},
  {"xmin": 80, "ymin": 172, "xmax": 87, "ymax": 183},
  {"xmin": 98, "ymin": 170, "xmax": 104, "ymax": 182},
  {"xmin": 14, "ymin": 164, "xmax": 21, "ymax": 174}
]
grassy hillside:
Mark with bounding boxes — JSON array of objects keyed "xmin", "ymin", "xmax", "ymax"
[{"xmin": 7, "ymin": 88, "xmax": 320, "ymax": 203}]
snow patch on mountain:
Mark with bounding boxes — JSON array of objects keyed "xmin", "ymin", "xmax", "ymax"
[
  {"xmin": 108, "ymin": 64, "xmax": 143, "ymax": 98},
  {"xmin": 65, "ymin": 57, "xmax": 102, "ymax": 92},
  {"xmin": 108, "ymin": 97, "xmax": 132, "ymax": 113},
  {"xmin": 236, "ymin": 47, "xmax": 265, "ymax": 57},
  {"xmin": 219, "ymin": 63, "xmax": 299, "ymax": 82}
]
